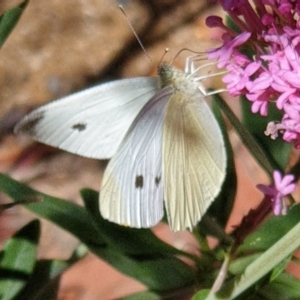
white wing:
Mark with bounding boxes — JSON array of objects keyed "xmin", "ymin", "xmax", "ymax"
[
  {"xmin": 163, "ymin": 91, "xmax": 226, "ymax": 232},
  {"xmin": 15, "ymin": 77, "xmax": 159, "ymax": 159},
  {"xmin": 100, "ymin": 87, "xmax": 171, "ymax": 228}
]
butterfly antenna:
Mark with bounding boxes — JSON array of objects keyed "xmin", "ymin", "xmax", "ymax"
[
  {"xmin": 171, "ymin": 48, "xmax": 203, "ymax": 63},
  {"xmin": 119, "ymin": 5, "xmax": 153, "ymax": 63},
  {"xmin": 159, "ymin": 48, "xmax": 169, "ymax": 65}
]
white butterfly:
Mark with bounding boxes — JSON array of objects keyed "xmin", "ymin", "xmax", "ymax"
[{"xmin": 15, "ymin": 59, "xmax": 226, "ymax": 231}]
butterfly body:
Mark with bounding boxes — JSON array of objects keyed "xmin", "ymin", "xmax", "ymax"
[{"xmin": 15, "ymin": 62, "xmax": 226, "ymax": 231}]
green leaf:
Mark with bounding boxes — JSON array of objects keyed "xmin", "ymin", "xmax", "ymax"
[
  {"xmin": 241, "ymin": 97, "xmax": 292, "ymax": 171},
  {"xmin": 90, "ymin": 242, "xmax": 195, "ymax": 292},
  {"xmin": 0, "ymin": 220, "xmax": 40, "ymax": 300},
  {"xmin": 259, "ymin": 272, "xmax": 300, "ymax": 300},
  {"xmin": 0, "ymin": 172, "xmax": 104, "ymax": 246},
  {"xmin": 191, "ymin": 289, "xmax": 210, "ymax": 300},
  {"xmin": 119, "ymin": 290, "xmax": 160, "ymax": 300},
  {"xmin": 16, "ymin": 244, "xmax": 88, "ymax": 300},
  {"xmin": 229, "ymin": 253, "xmax": 261, "ymax": 275},
  {"xmin": 16, "ymin": 261, "xmax": 63, "ymax": 300},
  {"xmin": 25, "ymin": 277, "xmax": 60, "ymax": 300},
  {"xmin": 225, "ymin": 15, "xmax": 242, "ymax": 33},
  {"xmin": 269, "ymin": 255, "xmax": 291, "ymax": 281},
  {"xmin": 238, "ymin": 204, "xmax": 300, "ymax": 253},
  {"xmin": 0, "ymin": 1, "xmax": 28, "ymax": 47},
  {"xmin": 121, "ymin": 287, "xmax": 195, "ymax": 300}
]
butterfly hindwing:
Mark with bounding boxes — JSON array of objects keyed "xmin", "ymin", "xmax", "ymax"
[
  {"xmin": 163, "ymin": 90, "xmax": 226, "ymax": 231},
  {"xmin": 15, "ymin": 77, "xmax": 159, "ymax": 159},
  {"xmin": 100, "ymin": 87, "xmax": 171, "ymax": 228}
]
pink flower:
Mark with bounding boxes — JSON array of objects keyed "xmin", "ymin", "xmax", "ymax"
[
  {"xmin": 207, "ymin": 32, "xmax": 251, "ymax": 68},
  {"xmin": 246, "ymin": 90, "xmax": 271, "ymax": 116},
  {"xmin": 223, "ymin": 61, "xmax": 261, "ymax": 96},
  {"xmin": 265, "ymin": 105, "xmax": 300, "ymax": 147},
  {"xmin": 257, "ymin": 171, "xmax": 296, "ymax": 215},
  {"xmin": 206, "ymin": 0, "xmax": 300, "ymax": 148}
]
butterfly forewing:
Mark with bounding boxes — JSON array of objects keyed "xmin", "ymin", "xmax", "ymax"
[
  {"xmin": 100, "ymin": 87, "xmax": 171, "ymax": 228},
  {"xmin": 15, "ymin": 77, "xmax": 159, "ymax": 159},
  {"xmin": 162, "ymin": 71, "xmax": 226, "ymax": 231}
]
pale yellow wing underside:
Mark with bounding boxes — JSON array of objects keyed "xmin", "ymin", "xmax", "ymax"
[{"xmin": 163, "ymin": 91, "xmax": 226, "ymax": 231}]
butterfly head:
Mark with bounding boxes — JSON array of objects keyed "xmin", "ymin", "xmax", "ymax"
[
  {"xmin": 158, "ymin": 63, "xmax": 200, "ymax": 95},
  {"xmin": 158, "ymin": 64, "xmax": 186, "ymax": 89}
]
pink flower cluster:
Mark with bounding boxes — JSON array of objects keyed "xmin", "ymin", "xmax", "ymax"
[{"xmin": 207, "ymin": 0, "xmax": 300, "ymax": 148}]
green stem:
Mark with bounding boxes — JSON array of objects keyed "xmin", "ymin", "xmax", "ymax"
[{"xmin": 213, "ymin": 94, "xmax": 275, "ymax": 177}]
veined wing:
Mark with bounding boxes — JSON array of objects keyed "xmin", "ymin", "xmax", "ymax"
[
  {"xmin": 15, "ymin": 77, "xmax": 159, "ymax": 159},
  {"xmin": 163, "ymin": 91, "xmax": 226, "ymax": 231},
  {"xmin": 100, "ymin": 87, "xmax": 171, "ymax": 228}
]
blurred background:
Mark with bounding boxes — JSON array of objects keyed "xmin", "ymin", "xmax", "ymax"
[{"xmin": 0, "ymin": 1, "xmax": 270, "ymax": 299}]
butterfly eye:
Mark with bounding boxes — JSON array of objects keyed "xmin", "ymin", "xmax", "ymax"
[{"xmin": 158, "ymin": 64, "xmax": 174, "ymax": 87}]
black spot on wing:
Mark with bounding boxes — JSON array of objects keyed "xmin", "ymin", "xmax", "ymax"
[
  {"xmin": 155, "ymin": 176, "xmax": 161, "ymax": 187},
  {"xmin": 135, "ymin": 175, "xmax": 144, "ymax": 188},
  {"xmin": 17, "ymin": 111, "xmax": 45, "ymax": 135},
  {"xmin": 72, "ymin": 123, "xmax": 86, "ymax": 131}
]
